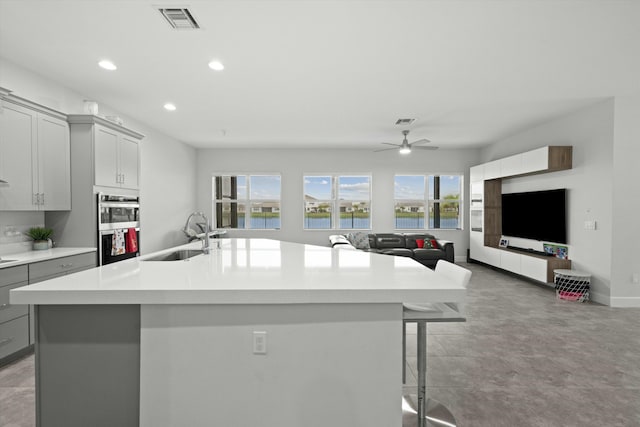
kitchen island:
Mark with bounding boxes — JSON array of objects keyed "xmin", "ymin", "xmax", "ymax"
[{"xmin": 11, "ymin": 238, "xmax": 466, "ymax": 427}]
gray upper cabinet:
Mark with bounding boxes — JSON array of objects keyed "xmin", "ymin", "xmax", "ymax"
[
  {"xmin": 0, "ymin": 91, "xmax": 71, "ymax": 211},
  {"xmin": 68, "ymin": 115, "xmax": 143, "ymax": 191}
]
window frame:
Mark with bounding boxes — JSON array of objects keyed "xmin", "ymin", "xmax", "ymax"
[
  {"xmin": 303, "ymin": 173, "xmax": 372, "ymax": 230},
  {"xmin": 212, "ymin": 173, "xmax": 282, "ymax": 230},
  {"xmin": 393, "ymin": 174, "xmax": 463, "ymax": 230}
]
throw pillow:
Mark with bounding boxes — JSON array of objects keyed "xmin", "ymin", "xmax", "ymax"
[
  {"xmin": 415, "ymin": 239, "xmax": 425, "ymax": 248},
  {"xmin": 347, "ymin": 232, "xmax": 370, "ymax": 249},
  {"xmin": 430, "ymin": 239, "xmax": 439, "ymax": 249}
]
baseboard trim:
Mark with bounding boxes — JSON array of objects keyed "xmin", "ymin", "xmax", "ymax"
[{"xmin": 609, "ymin": 296, "xmax": 640, "ymax": 308}]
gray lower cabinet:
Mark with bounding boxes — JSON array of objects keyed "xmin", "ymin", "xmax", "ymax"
[
  {"xmin": 0, "ymin": 265, "xmax": 29, "ymax": 364},
  {"xmin": 28, "ymin": 252, "xmax": 97, "ymax": 344},
  {"xmin": 0, "ymin": 251, "xmax": 96, "ymax": 365}
]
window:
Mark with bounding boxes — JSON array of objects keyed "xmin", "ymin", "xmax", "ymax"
[
  {"xmin": 394, "ymin": 174, "xmax": 462, "ymax": 229},
  {"xmin": 304, "ymin": 174, "xmax": 371, "ymax": 229},
  {"xmin": 213, "ymin": 174, "xmax": 281, "ymax": 229}
]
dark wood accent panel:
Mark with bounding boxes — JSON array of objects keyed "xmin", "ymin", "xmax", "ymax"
[
  {"xmin": 546, "ymin": 257, "xmax": 572, "ymax": 283},
  {"xmin": 484, "ymin": 179, "xmax": 502, "ymax": 247},
  {"xmin": 548, "ymin": 146, "xmax": 573, "ymax": 171}
]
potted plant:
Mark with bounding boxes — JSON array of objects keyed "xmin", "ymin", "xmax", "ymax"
[{"xmin": 26, "ymin": 227, "xmax": 53, "ymax": 250}]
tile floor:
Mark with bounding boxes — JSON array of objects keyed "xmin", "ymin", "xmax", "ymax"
[{"xmin": 1, "ymin": 261, "xmax": 639, "ymax": 427}]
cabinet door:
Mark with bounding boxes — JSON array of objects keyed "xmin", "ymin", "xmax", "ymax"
[
  {"xmin": 500, "ymin": 154, "xmax": 522, "ymax": 178},
  {"xmin": 0, "ymin": 101, "xmax": 37, "ymax": 210},
  {"xmin": 119, "ymin": 136, "xmax": 139, "ymax": 190},
  {"xmin": 94, "ymin": 126, "xmax": 120, "ymax": 187},
  {"xmin": 38, "ymin": 114, "xmax": 71, "ymax": 210},
  {"xmin": 521, "ymin": 256, "xmax": 548, "ymax": 282},
  {"xmin": 521, "ymin": 147, "xmax": 549, "ymax": 175},
  {"xmin": 500, "ymin": 251, "xmax": 521, "ymax": 274}
]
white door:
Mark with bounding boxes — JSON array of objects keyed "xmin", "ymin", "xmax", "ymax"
[
  {"xmin": 94, "ymin": 126, "xmax": 119, "ymax": 187},
  {"xmin": 0, "ymin": 101, "xmax": 37, "ymax": 210},
  {"xmin": 38, "ymin": 114, "xmax": 70, "ymax": 210}
]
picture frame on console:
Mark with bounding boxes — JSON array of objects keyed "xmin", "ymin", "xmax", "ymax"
[{"xmin": 499, "ymin": 237, "xmax": 509, "ymax": 248}]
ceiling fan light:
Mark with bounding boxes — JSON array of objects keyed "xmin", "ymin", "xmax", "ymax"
[{"xmin": 399, "ymin": 147, "xmax": 411, "ymax": 155}]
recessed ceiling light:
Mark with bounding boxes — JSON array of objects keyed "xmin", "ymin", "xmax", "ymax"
[
  {"xmin": 164, "ymin": 103, "xmax": 177, "ymax": 111},
  {"xmin": 208, "ymin": 60, "xmax": 224, "ymax": 71},
  {"xmin": 98, "ymin": 60, "xmax": 117, "ymax": 71}
]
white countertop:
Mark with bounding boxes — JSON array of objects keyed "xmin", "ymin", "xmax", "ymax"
[
  {"xmin": 0, "ymin": 247, "xmax": 97, "ymax": 269},
  {"xmin": 10, "ymin": 238, "xmax": 466, "ymax": 306}
]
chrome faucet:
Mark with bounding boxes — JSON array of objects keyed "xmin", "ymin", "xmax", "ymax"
[{"xmin": 183, "ymin": 212, "xmax": 210, "ymax": 254}]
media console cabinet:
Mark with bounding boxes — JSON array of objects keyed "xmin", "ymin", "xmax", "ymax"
[{"xmin": 469, "ymin": 146, "xmax": 572, "ymax": 283}]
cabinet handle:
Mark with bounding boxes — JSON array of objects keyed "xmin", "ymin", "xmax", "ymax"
[
  {"xmin": 33, "ymin": 193, "xmax": 38, "ymax": 205},
  {"xmin": 121, "ymin": 173, "xmax": 125, "ymax": 184},
  {"xmin": 60, "ymin": 263, "xmax": 73, "ymax": 269},
  {"xmin": 0, "ymin": 337, "xmax": 14, "ymax": 348},
  {"xmin": 0, "ymin": 303, "xmax": 9, "ymax": 310},
  {"xmin": 40, "ymin": 193, "xmax": 45, "ymax": 205}
]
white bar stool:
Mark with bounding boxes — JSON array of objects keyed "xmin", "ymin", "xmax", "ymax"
[{"xmin": 402, "ymin": 260, "xmax": 471, "ymax": 427}]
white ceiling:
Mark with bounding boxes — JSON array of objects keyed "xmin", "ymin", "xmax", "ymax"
[{"xmin": 1, "ymin": 0, "xmax": 639, "ymax": 150}]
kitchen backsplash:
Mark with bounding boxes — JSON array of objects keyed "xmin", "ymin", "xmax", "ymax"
[{"xmin": 0, "ymin": 211, "xmax": 45, "ymax": 255}]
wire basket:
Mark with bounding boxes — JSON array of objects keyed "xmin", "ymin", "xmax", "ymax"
[{"xmin": 554, "ymin": 270, "xmax": 590, "ymax": 302}]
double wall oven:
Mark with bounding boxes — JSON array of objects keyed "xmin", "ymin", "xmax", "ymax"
[{"xmin": 97, "ymin": 193, "xmax": 140, "ymax": 265}]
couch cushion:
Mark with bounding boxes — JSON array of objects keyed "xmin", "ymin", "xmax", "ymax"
[
  {"xmin": 346, "ymin": 232, "xmax": 371, "ymax": 249},
  {"xmin": 373, "ymin": 234, "xmax": 406, "ymax": 249},
  {"xmin": 381, "ymin": 248, "xmax": 414, "ymax": 257},
  {"xmin": 404, "ymin": 234, "xmax": 436, "ymax": 249},
  {"xmin": 413, "ymin": 248, "xmax": 446, "ymax": 261}
]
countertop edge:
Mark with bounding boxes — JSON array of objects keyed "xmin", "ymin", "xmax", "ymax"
[{"xmin": 0, "ymin": 247, "xmax": 97, "ymax": 269}]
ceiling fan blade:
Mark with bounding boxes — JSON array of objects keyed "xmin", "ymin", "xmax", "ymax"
[
  {"xmin": 409, "ymin": 138, "xmax": 431, "ymax": 146},
  {"xmin": 380, "ymin": 142, "xmax": 401, "ymax": 147},
  {"xmin": 374, "ymin": 147, "xmax": 400, "ymax": 152},
  {"xmin": 412, "ymin": 146, "xmax": 439, "ymax": 151}
]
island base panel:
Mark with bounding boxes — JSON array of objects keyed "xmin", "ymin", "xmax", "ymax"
[
  {"xmin": 35, "ymin": 305, "xmax": 140, "ymax": 427},
  {"xmin": 140, "ymin": 303, "xmax": 403, "ymax": 427}
]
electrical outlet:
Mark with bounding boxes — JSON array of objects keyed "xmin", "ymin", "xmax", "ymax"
[
  {"xmin": 253, "ymin": 331, "xmax": 267, "ymax": 355},
  {"xmin": 584, "ymin": 220, "xmax": 597, "ymax": 230}
]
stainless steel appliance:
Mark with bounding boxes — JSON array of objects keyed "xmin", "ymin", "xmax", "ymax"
[{"xmin": 97, "ymin": 193, "xmax": 140, "ymax": 265}]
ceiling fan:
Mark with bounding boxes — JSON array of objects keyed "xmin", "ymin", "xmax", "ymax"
[{"xmin": 374, "ymin": 130, "xmax": 438, "ymax": 154}]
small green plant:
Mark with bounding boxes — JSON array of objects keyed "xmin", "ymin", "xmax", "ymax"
[{"xmin": 26, "ymin": 227, "xmax": 53, "ymax": 241}]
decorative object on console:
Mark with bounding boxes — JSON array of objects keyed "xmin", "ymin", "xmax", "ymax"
[
  {"xmin": 499, "ymin": 238, "xmax": 509, "ymax": 248},
  {"xmin": 26, "ymin": 227, "xmax": 53, "ymax": 250},
  {"xmin": 544, "ymin": 243, "xmax": 569, "ymax": 259}
]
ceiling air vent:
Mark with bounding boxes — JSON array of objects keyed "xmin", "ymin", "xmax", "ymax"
[
  {"xmin": 395, "ymin": 118, "xmax": 415, "ymax": 125},
  {"xmin": 158, "ymin": 8, "xmax": 200, "ymax": 29}
]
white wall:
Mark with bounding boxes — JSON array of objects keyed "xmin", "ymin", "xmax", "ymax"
[
  {"xmin": 481, "ymin": 99, "xmax": 616, "ymax": 305},
  {"xmin": 0, "ymin": 58, "xmax": 197, "ymax": 254},
  {"xmin": 195, "ymin": 147, "xmax": 480, "ymax": 258},
  {"xmin": 611, "ymin": 94, "xmax": 640, "ymax": 306}
]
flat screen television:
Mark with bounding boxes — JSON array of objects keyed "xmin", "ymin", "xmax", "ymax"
[{"xmin": 501, "ymin": 189, "xmax": 567, "ymax": 244}]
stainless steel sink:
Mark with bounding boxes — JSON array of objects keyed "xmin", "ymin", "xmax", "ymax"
[
  {"xmin": 0, "ymin": 259, "xmax": 17, "ymax": 264},
  {"xmin": 142, "ymin": 250, "xmax": 204, "ymax": 262}
]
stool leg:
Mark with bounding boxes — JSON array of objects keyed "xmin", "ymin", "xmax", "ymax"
[
  {"xmin": 402, "ymin": 321, "xmax": 407, "ymax": 384},
  {"xmin": 417, "ymin": 321, "xmax": 427, "ymax": 427}
]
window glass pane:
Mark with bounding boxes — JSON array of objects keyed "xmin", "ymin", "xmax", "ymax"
[
  {"xmin": 249, "ymin": 202, "xmax": 280, "ymax": 229},
  {"xmin": 304, "ymin": 201, "xmax": 332, "ymax": 229},
  {"xmin": 215, "ymin": 202, "xmax": 246, "ymax": 229},
  {"xmin": 250, "ymin": 175, "xmax": 281, "ymax": 200},
  {"xmin": 215, "ymin": 175, "xmax": 245, "ymax": 200},
  {"xmin": 440, "ymin": 175, "xmax": 461, "ymax": 200},
  {"xmin": 394, "ymin": 202, "xmax": 425, "ymax": 229},
  {"xmin": 304, "ymin": 176, "xmax": 332, "ymax": 199},
  {"xmin": 338, "ymin": 176, "xmax": 370, "ymax": 200},
  {"xmin": 339, "ymin": 201, "xmax": 370, "ymax": 229},
  {"xmin": 394, "ymin": 175, "xmax": 425, "ymax": 200},
  {"xmin": 429, "ymin": 201, "xmax": 460, "ymax": 229}
]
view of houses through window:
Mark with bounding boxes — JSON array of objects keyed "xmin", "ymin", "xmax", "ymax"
[
  {"xmin": 304, "ymin": 175, "xmax": 371, "ymax": 229},
  {"xmin": 213, "ymin": 175, "xmax": 281, "ymax": 229},
  {"xmin": 394, "ymin": 175, "xmax": 462, "ymax": 229},
  {"xmin": 212, "ymin": 173, "xmax": 461, "ymax": 231}
]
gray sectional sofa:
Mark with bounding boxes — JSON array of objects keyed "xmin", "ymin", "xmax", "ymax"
[{"xmin": 329, "ymin": 232, "xmax": 454, "ymax": 268}]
